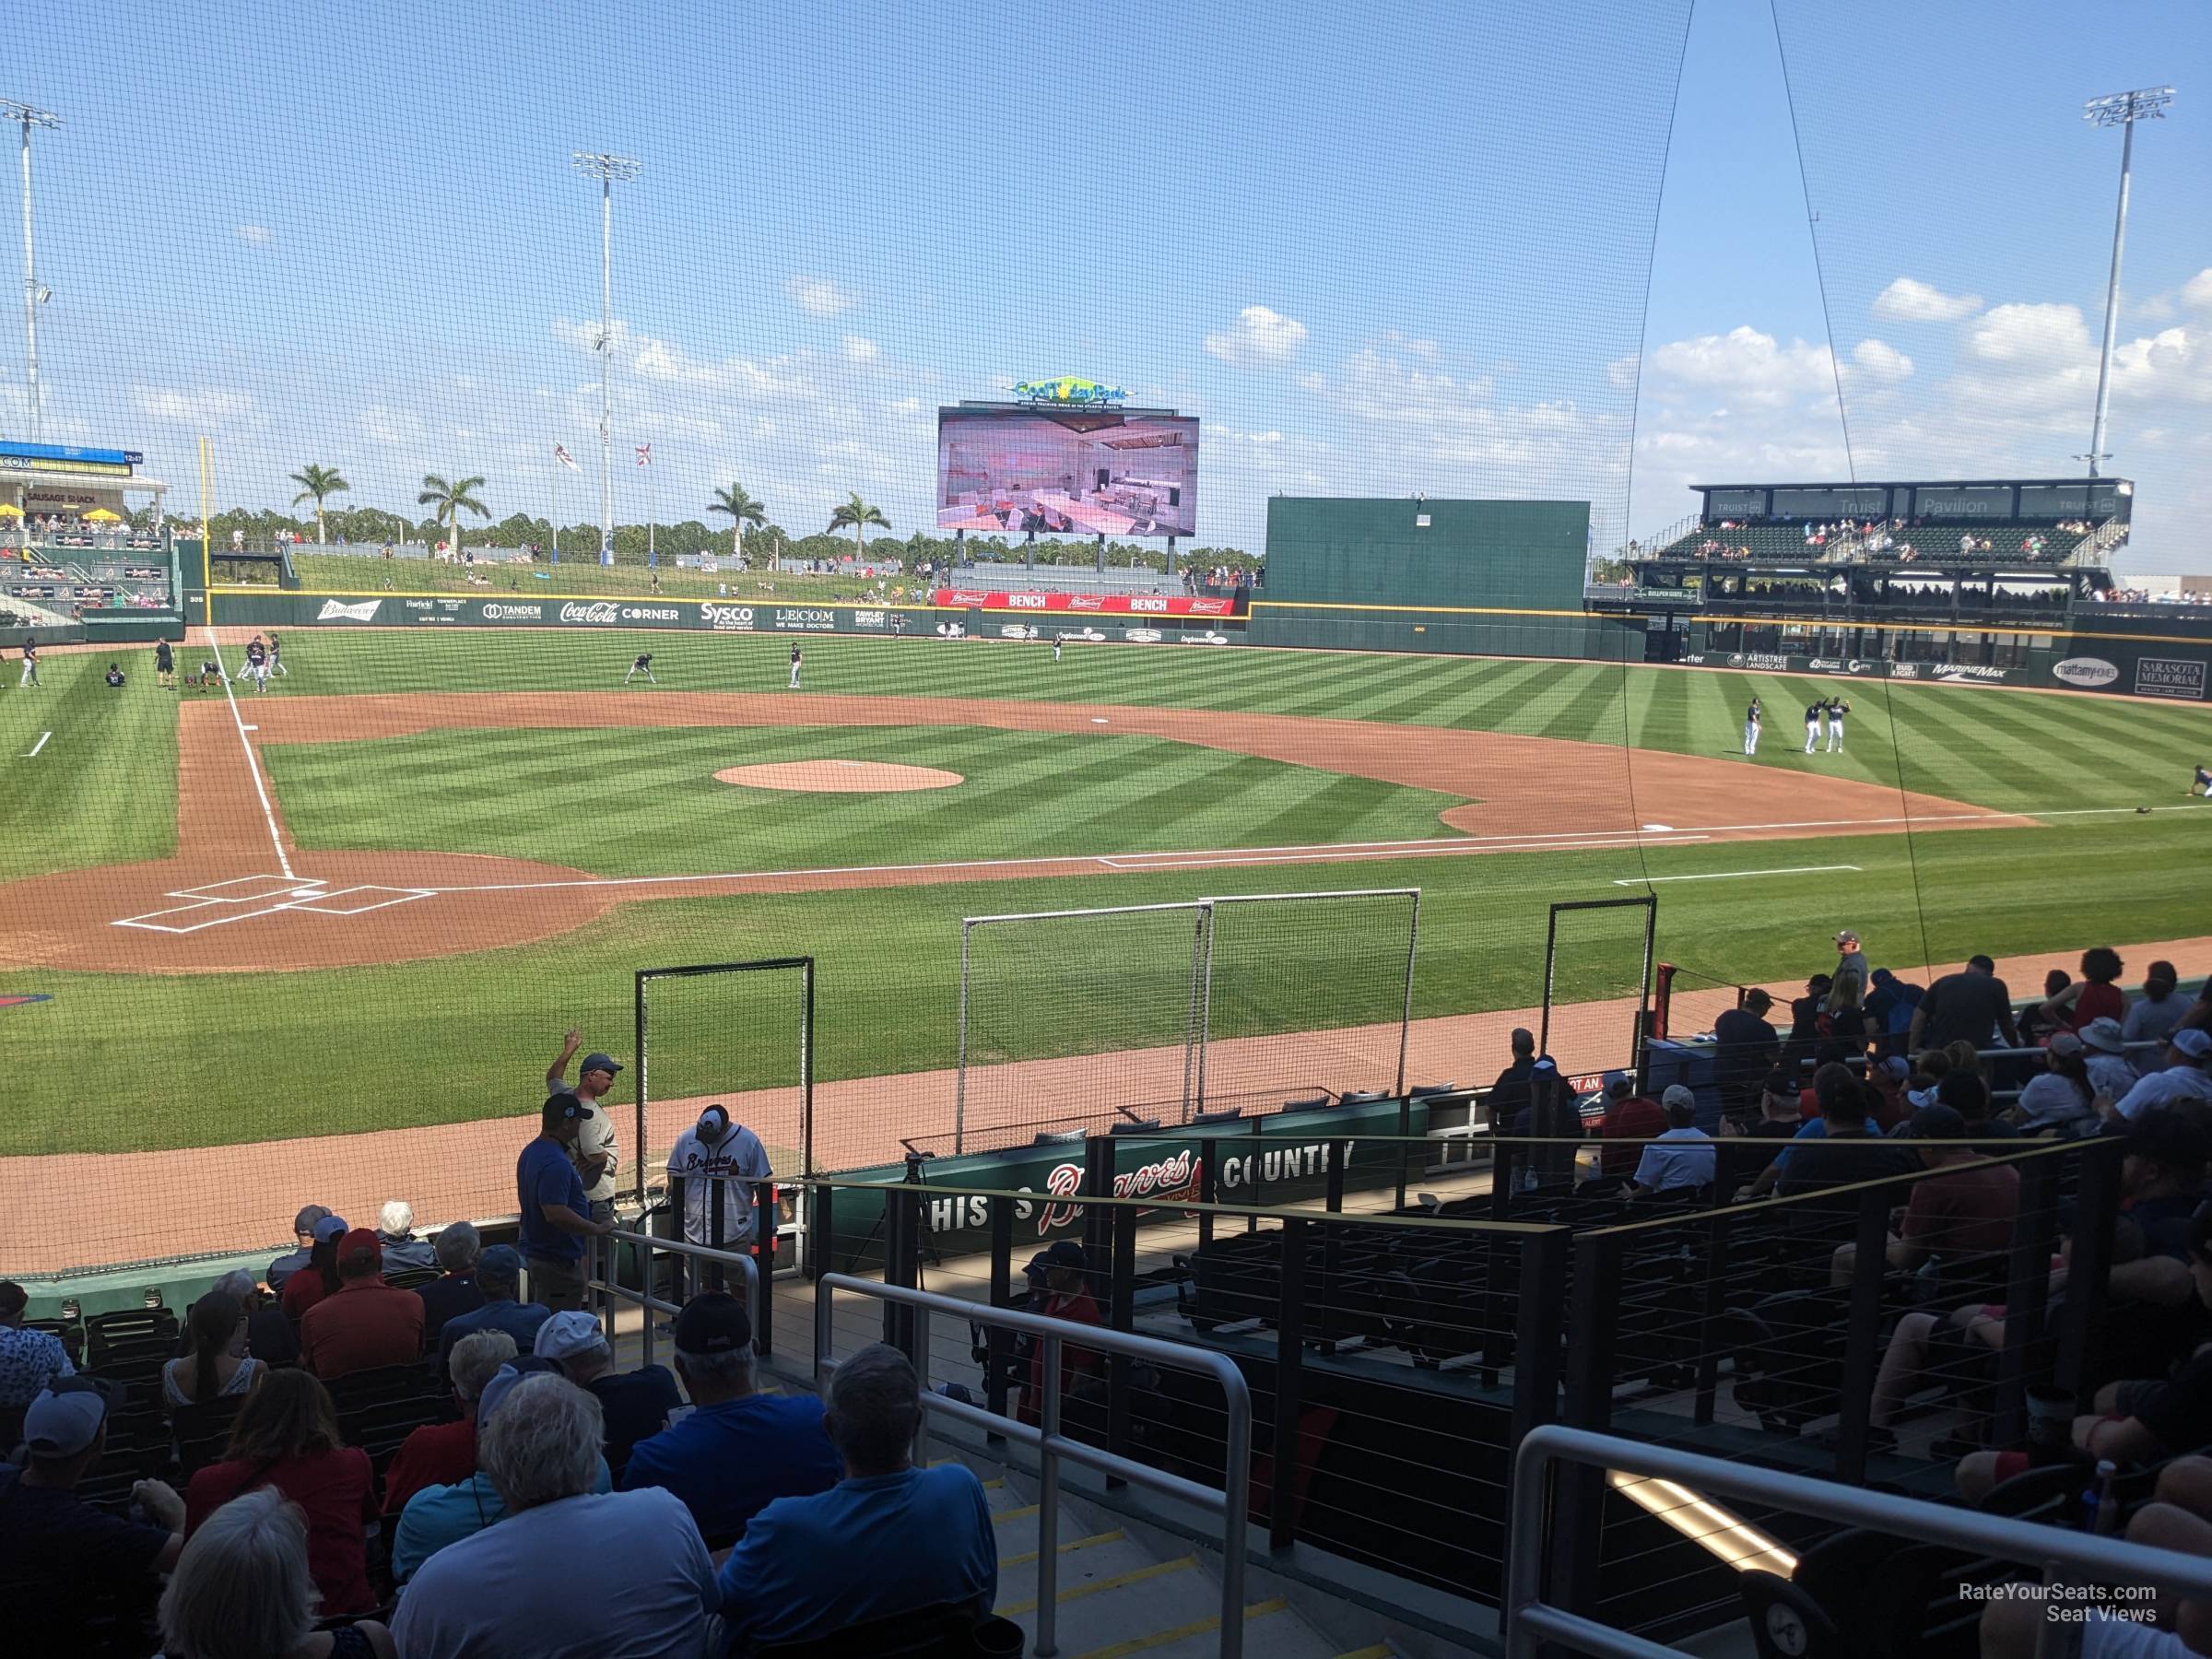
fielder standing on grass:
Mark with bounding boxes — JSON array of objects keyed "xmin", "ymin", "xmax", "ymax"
[
  {"xmin": 267, "ymin": 629, "xmax": 288, "ymax": 678},
  {"xmin": 788, "ymin": 643, "xmax": 802, "ymax": 689},
  {"xmin": 18, "ymin": 636, "xmax": 38, "ymax": 688},
  {"xmin": 626, "ymin": 652, "xmax": 656, "ymax": 685},
  {"xmin": 155, "ymin": 638, "xmax": 174, "ymax": 689},
  {"xmin": 1743, "ymin": 695, "xmax": 1762, "ymax": 756},
  {"xmin": 1825, "ymin": 695, "xmax": 1850, "ymax": 753},
  {"xmin": 243, "ymin": 635, "xmax": 269, "ymax": 692}
]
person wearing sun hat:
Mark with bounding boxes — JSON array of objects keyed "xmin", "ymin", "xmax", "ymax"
[
  {"xmin": 2109, "ymin": 1027, "xmax": 2212, "ymax": 1121},
  {"xmin": 2077, "ymin": 1016, "xmax": 2139, "ymax": 1100}
]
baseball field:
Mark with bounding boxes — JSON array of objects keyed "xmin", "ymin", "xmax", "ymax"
[{"xmin": 2, "ymin": 624, "xmax": 2208, "ymax": 1271}]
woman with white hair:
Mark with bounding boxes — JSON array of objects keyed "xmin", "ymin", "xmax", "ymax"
[
  {"xmin": 393, "ymin": 1372, "xmax": 714, "ymax": 1656},
  {"xmin": 158, "ymin": 1486, "xmax": 394, "ymax": 1658},
  {"xmin": 373, "ymin": 1200, "xmax": 440, "ymax": 1273}
]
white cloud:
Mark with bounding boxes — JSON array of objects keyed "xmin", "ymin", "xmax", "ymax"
[
  {"xmin": 841, "ymin": 335, "xmax": 879, "ymax": 364},
  {"xmin": 1645, "ymin": 326, "xmax": 1835, "ymax": 406},
  {"xmin": 784, "ymin": 275, "xmax": 856, "ymax": 317},
  {"xmin": 2183, "ymin": 269, "xmax": 2212, "ymax": 312},
  {"xmin": 1961, "ymin": 301, "xmax": 2093, "ymax": 366},
  {"xmin": 235, "ymin": 224, "xmax": 273, "ymax": 246},
  {"xmin": 130, "ymin": 384, "xmax": 258, "ymax": 429},
  {"xmin": 1870, "ymin": 276, "xmax": 1983, "ymax": 324},
  {"xmin": 1204, "ymin": 304, "xmax": 1309, "ymax": 368},
  {"xmin": 1850, "ymin": 338, "xmax": 1914, "ymax": 382}
]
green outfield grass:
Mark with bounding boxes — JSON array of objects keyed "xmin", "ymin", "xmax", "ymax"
[{"xmin": 2, "ymin": 627, "xmax": 2208, "ymax": 1157}]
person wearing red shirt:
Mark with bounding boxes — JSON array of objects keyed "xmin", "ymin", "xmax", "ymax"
[
  {"xmin": 1591, "ymin": 1072, "xmax": 1665, "ymax": 1179},
  {"xmin": 380, "ymin": 1327, "xmax": 515, "ymax": 1518},
  {"xmin": 277, "ymin": 1215, "xmax": 348, "ymax": 1323},
  {"xmin": 1018, "ymin": 1241, "xmax": 1102, "ymax": 1427},
  {"xmin": 300, "ymin": 1230, "xmax": 425, "ymax": 1380},
  {"xmin": 2039, "ymin": 947, "xmax": 2126, "ymax": 1034},
  {"xmin": 184, "ymin": 1369, "xmax": 378, "ymax": 1615}
]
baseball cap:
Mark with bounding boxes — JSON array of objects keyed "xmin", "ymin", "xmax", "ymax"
[
  {"xmin": 1870, "ymin": 968, "xmax": 1895, "ymax": 986},
  {"xmin": 1910, "ymin": 1103, "xmax": 1968, "ymax": 1140},
  {"xmin": 1835, "ymin": 930, "xmax": 1860, "ymax": 947},
  {"xmin": 1877, "ymin": 1055, "xmax": 1912, "ymax": 1082},
  {"xmin": 697, "ymin": 1105, "xmax": 731, "ymax": 1138},
  {"xmin": 1906, "ymin": 1087, "xmax": 1939, "ymax": 1111},
  {"xmin": 474, "ymin": 1364, "xmax": 526, "ymax": 1426},
  {"xmin": 1603, "ymin": 1069, "xmax": 1633, "ymax": 1097},
  {"xmin": 1661, "ymin": 1084, "xmax": 1697, "ymax": 1111},
  {"xmin": 293, "ymin": 1204, "xmax": 332, "ymax": 1236},
  {"xmin": 24, "ymin": 1375, "xmax": 122, "ymax": 1458},
  {"xmin": 476, "ymin": 1244, "xmax": 523, "ymax": 1285},
  {"xmin": 338, "ymin": 1229, "xmax": 382, "ymax": 1264},
  {"xmin": 311, "ymin": 1214, "xmax": 350, "ymax": 1244},
  {"xmin": 579, "ymin": 1053, "xmax": 623, "ymax": 1077},
  {"xmin": 672, "ymin": 1291, "xmax": 752, "ymax": 1355},
  {"xmin": 533, "ymin": 1310, "xmax": 607, "ymax": 1361},
  {"xmin": 542, "ymin": 1091, "xmax": 595, "ymax": 1122},
  {"xmin": 1038, "ymin": 1239, "xmax": 1086, "ymax": 1270},
  {"xmin": 2047, "ymin": 1031, "xmax": 2086, "ymax": 1059},
  {"xmin": 2173, "ymin": 1029, "xmax": 2212, "ymax": 1061},
  {"xmin": 1760, "ymin": 1068, "xmax": 1796, "ymax": 1099},
  {"xmin": 1530, "ymin": 1055, "xmax": 1559, "ymax": 1077},
  {"xmin": 2080, "ymin": 1018, "xmax": 2127, "ymax": 1054}
]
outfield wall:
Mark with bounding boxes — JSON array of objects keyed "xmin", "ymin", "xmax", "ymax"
[{"xmin": 197, "ymin": 585, "xmax": 2212, "ymax": 700}]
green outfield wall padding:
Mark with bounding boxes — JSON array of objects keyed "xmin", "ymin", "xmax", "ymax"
[{"xmin": 1263, "ymin": 496, "xmax": 1592, "ymax": 611}]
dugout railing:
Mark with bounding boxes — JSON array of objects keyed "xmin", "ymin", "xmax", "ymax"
[{"xmin": 797, "ymin": 1130, "xmax": 2123, "ymax": 1641}]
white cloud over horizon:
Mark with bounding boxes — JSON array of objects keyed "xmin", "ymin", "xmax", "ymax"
[{"xmin": 1204, "ymin": 305, "xmax": 1309, "ymax": 368}]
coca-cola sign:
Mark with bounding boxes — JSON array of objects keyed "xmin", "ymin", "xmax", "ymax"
[{"xmin": 559, "ymin": 602, "xmax": 621, "ymax": 624}]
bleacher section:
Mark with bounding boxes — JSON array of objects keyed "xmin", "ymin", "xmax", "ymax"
[{"xmin": 1653, "ymin": 519, "xmax": 2097, "ymax": 567}]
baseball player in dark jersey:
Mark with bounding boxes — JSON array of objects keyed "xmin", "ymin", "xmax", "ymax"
[
  {"xmin": 1825, "ymin": 697, "xmax": 1851, "ymax": 753},
  {"xmin": 2192, "ymin": 765, "xmax": 2212, "ymax": 799},
  {"xmin": 789, "ymin": 644, "xmax": 802, "ymax": 689},
  {"xmin": 267, "ymin": 630, "xmax": 288, "ymax": 677},
  {"xmin": 243, "ymin": 635, "xmax": 269, "ymax": 692},
  {"xmin": 156, "ymin": 637, "xmax": 174, "ymax": 688},
  {"xmin": 1743, "ymin": 696, "xmax": 1762, "ymax": 756},
  {"xmin": 1053, "ymin": 631, "xmax": 1064, "ymax": 663},
  {"xmin": 625, "ymin": 652, "xmax": 656, "ymax": 685},
  {"xmin": 18, "ymin": 636, "xmax": 38, "ymax": 688},
  {"xmin": 1803, "ymin": 697, "xmax": 1826, "ymax": 754}
]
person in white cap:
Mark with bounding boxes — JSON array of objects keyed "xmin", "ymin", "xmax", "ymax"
[
  {"xmin": 533, "ymin": 1309, "xmax": 680, "ymax": 1479},
  {"xmin": 0, "ymin": 1375, "xmax": 187, "ymax": 1653},
  {"xmin": 2078, "ymin": 1017, "xmax": 2140, "ymax": 1101},
  {"xmin": 1620, "ymin": 1086, "xmax": 1716, "ymax": 1198},
  {"xmin": 2107, "ymin": 1029, "xmax": 2212, "ymax": 1121}
]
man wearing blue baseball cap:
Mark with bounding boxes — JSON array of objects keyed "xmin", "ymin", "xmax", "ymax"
[
  {"xmin": 0, "ymin": 1375, "xmax": 186, "ymax": 1654},
  {"xmin": 436, "ymin": 1245, "xmax": 552, "ymax": 1378},
  {"xmin": 519, "ymin": 1092, "xmax": 616, "ymax": 1314}
]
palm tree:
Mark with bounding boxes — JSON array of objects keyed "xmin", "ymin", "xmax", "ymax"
[
  {"xmin": 418, "ymin": 473, "xmax": 490, "ymax": 558},
  {"xmin": 826, "ymin": 492, "xmax": 888, "ymax": 559},
  {"xmin": 709, "ymin": 484, "xmax": 767, "ymax": 565},
  {"xmin": 288, "ymin": 464, "xmax": 350, "ymax": 547}
]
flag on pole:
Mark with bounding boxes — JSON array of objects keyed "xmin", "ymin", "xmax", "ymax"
[
  {"xmin": 554, "ymin": 443, "xmax": 579, "ymax": 471},
  {"xmin": 635, "ymin": 443, "xmax": 653, "ymax": 467}
]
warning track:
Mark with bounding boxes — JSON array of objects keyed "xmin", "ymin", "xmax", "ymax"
[{"xmin": 0, "ymin": 689, "xmax": 2026, "ymax": 974}]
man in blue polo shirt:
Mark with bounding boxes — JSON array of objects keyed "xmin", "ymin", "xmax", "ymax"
[
  {"xmin": 620, "ymin": 1292, "xmax": 841, "ymax": 1547},
  {"xmin": 517, "ymin": 1093, "xmax": 614, "ymax": 1313},
  {"xmin": 717, "ymin": 1342, "xmax": 996, "ymax": 1653}
]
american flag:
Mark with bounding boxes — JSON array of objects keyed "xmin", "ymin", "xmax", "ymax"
[
  {"xmin": 635, "ymin": 443, "xmax": 653, "ymax": 467},
  {"xmin": 553, "ymin": 443, "xmax": 579, "ymax": 471}
]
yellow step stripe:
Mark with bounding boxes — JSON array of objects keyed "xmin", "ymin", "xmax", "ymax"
[
  {"xmin": 1000, "ymin": 1529, "xmax": 1124, "ymax": 1568},
  {"xmin": 1072, "ymin": 1597, "xmax": 1291, "ymax": 1659},
  {"xmin": 1333, "ymin": 1646, "xmax": 1398, "ymax": 1659},
  {"xmin": 992, "ymin": 1502, "xmax": 1041, "ymax": 1526},
  {"xmin": 995, "ymin": 1553, "xmax": 1195, "ymax": 1618}
]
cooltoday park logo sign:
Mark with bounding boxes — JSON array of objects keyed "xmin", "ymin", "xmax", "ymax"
[{"xmin": 820, "ymin": 1097, "xmax": 1429, "ymax": 1271}]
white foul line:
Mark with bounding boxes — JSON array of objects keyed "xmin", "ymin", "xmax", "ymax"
[
  {"xmin": 1615, "ymin": 865, "xmax": 1863, "ymax": 887},
  {"xmin": 23, "ymin": 730, "xmax": 50, "ymax": 758},
  {"xmin": 204, "ymin": 628, "xmax": 295, "ymax": 880}
]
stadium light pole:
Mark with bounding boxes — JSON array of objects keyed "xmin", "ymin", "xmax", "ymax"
[
  {"xmin": 571, "ymin": 150, "xmax": 641, "ymax": 566},
  {"xmin": 3, "ymin": 100, "xmax": 62, "ymax": 445},
  {"xmin": 2080, "ymin": 87, "xmax": 2174, "ymax": 478}
]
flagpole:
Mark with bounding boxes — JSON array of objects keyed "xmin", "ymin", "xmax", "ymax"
[{"xmin": 550, "ymin": 453, "xmax": 561, "ymax": 566}]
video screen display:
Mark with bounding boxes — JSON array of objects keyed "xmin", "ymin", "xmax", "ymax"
[{"xmin": 936, "ymin": 407, "xmax": 1198, "ymax": 538}]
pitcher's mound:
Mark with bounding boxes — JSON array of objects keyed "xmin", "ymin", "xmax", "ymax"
[{"xmin": 715, "ymin": 760, "xmax": 964, "ymax": 794}]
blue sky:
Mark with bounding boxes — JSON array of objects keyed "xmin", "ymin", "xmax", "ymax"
[{"xmin": 5, "ymin": 0, "xmax": 2207, "ymax": 569}]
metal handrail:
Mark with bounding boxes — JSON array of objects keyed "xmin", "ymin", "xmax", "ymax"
[
  {"xmin": 1505, "ymin": 1425, "xmax": 2212, "ymax": 1659},
  {"xmin": 816, "ymin": 1274, "xmax": 1254, "ymax": 1659},
  {"xmin": 590, "ymin": 1226, "xmax": 759, "ymax": 1372}
]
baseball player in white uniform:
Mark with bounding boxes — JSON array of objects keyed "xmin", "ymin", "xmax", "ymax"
[
  {"xmin": 1743, "ymin": 697, "xmax": 1762, "ymax": 756},
  {"xmin": 788, "ymin": 645, "xmax": 802, "ymax": 689},
  {"xmin": 244, "ymin": 636, "xmax": 270, "ymax": 692},
  {"xmin": 1803, "ymin": 697, "xmax": 1825, "ymax": 754},
  {"xmin": 1825, "ymin": 697, "xmax": 1850, "ymax": 753}
]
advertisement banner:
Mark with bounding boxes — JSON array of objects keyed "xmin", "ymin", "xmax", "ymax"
[
  {"xmin": 2136, "ymin": 656, "xmax": 2208, "ymax": 700},
  {"xmin": 931, "ymin": 589, "xmax": 1236, "ymax": 618}
]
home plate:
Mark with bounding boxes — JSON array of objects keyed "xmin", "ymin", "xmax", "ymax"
[{"xmin": 1641, "ymin": 823, "xmax": 1675, "ymax": 832}]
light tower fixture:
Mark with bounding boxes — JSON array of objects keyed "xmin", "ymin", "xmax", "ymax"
[
  {"xmin": 571, "ymin": 150, "xmax": 641, "ymax": 566},
  {"xmin": 2, "ymin": 99, "xmax": 63, "ymax": 444},
  {"xmin": 2080, "ymin": 86, "xmax": 2174, "ymax": 478}
]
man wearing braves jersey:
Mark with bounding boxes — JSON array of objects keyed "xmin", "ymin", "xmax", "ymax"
[
  {"xmin": 1803, "ymin": 697, "xmax": 1826, "ymax": 754},
  {"xmin": 1743, "ymin": 696, "xmax": 1762, "ymax": 756},
  {"xmin": 243, "ymin": 635, "xmax": 269, "ymax": 691},
  {"xmin": 1825, "ymin": 697, "xmax": 1850, "ymax": 753},
  {"xmin": 665, "ymin": 1106, "xmax": 771, "ymax": 1299}
]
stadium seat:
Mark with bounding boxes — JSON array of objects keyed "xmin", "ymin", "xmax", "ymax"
[
  {"xmin": 85, "ymin": 1307, "xmax": 178, "ymax": 1369},
  {"xmin": 754, "ymin": 1605, "xmax": 1023, "ymax": 1657},
  {"xmin": 171, "ymin": 1394, "xmax": 249, "ymax": 1475}
]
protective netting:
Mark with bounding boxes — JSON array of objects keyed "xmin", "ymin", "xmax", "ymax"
[
  {"xmin": 1538, "ymin": 897, "xmax": 1656, "ymax": 1086},
  {"xmin": 636, "ymin": 960, "xmax": 812, "ymax": 1190}
]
